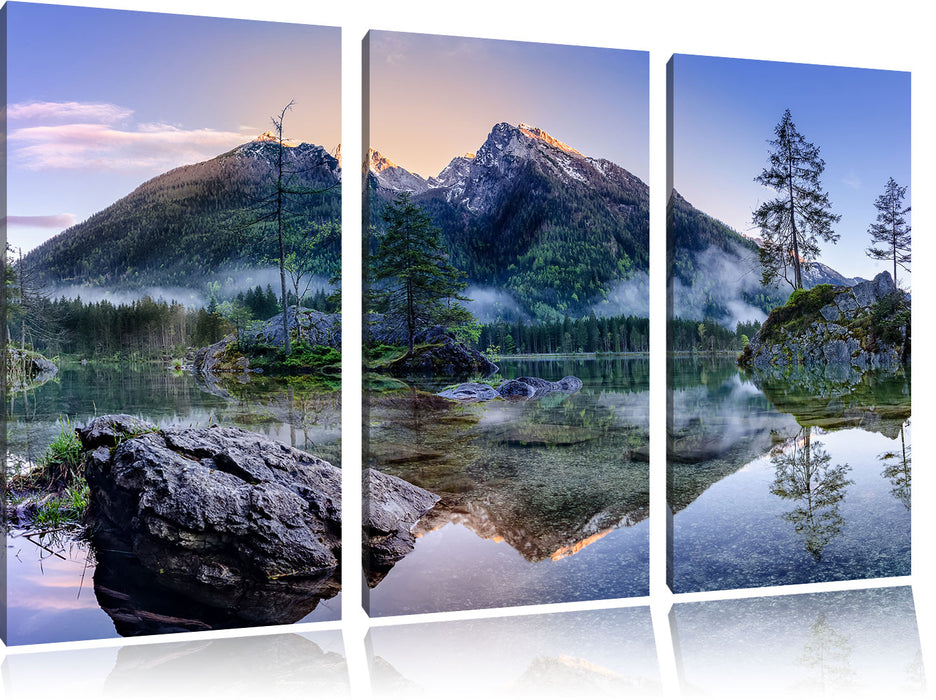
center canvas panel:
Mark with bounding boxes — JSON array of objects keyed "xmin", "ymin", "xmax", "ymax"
[{"xmin": 362, "ymin": 31, "xmax": 650, "ymax": 615}]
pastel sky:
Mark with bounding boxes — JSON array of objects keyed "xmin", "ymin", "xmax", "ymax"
[
  {"xmin": 367, "ymin": 31, "xmax": 649, "ymax": 182},
  {"xmin": 5, "ymin": 2, "xmax": 340, "ymax": 253},
  {"xmin": 671, "ymin": 54, "xmax": 911, "ymax": 283}
]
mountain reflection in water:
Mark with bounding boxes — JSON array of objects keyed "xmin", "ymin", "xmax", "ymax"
[
  {"xmin": 365, "ymin": 357, "xmax": 650, "ymax": 614},
  {"xmin": 668, "ymin": 357, "xmax": 911, "ymax": 592}
]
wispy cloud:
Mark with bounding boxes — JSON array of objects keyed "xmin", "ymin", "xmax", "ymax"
[
  {"xmin": 842, "ymin": 171, "xmax": 863, "ymax": 190},
  {"xmin": 8, "ymin": 100, "xmax": 252, "ymax": 171},
  {"xmin": 5, "ymin": 214, "xmax": 76, "ymax": 228},
  {"xmin": 7, "ymin": 100, "xmax": 133, "ymax": 123}
]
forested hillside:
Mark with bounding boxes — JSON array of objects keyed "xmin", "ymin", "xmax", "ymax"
[{"xmin": 26, "ymin": 138, "xmax": 340, "ymax": 290}]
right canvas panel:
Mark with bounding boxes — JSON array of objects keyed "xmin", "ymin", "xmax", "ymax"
[{"xmin": 667, "ymin": 55, "xmax": 911, "ymax": 593}]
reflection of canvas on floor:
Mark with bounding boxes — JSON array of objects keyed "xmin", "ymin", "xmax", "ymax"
[
  {"xmin": 666, "ymin": 53, "xmax": 911, "ymax": 593},
  {"xmin": 363, "ymin": 31, "xmax": 651, "ymax": 614}
]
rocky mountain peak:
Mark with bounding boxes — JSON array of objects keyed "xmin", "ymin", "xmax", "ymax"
[
  {"xmin": 368, "ymin": 147, "xmax": 398, "ymax": 173},
  {"xmin": 251, "ymin": 130, "xmax": 298, "ymax": 147},
  {"xmin": 517, "ymin": 122, "xmax": 583, "ymax": 157}
]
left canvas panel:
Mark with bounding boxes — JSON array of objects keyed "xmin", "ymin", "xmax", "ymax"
[{"xmin": 2, "ymin": 2, "xmax": 342, "ymax": 645}]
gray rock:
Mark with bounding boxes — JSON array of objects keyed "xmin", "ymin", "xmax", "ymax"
[
  {"xmin": 192, "ymin": 307, "xmax": 340, "ymax": 376},
  {"xmin": 439, "ymin": 375, "xmax": 585, "ymax": 403},
  {"xmin": 246, "ymin": 307, "xmax": 341, "ymax": 349},
  {"xmin": 437, "ymin": 382, "xmax": 499, "ymax": 401},
  {"xmin": 83, "ymin": 419, "xmax": 342, "ymax": 595},
  {"xmin": 364, "ymin": 468, "xmax": 440, "ymax": 586},
  {"xmin": 496, "ymin": 379, "xmax": 538, "ymax": 401},
  {"xmin": 557, "ymin": 376, "xmax": 585, "ymax": 393},
  {"xmin": 742, "ymin": 271, "xmax": 907, "ymax": 369},
  {"xmin": 820, "ymin": 303, "xmax": 840, "ymax": 322},
  {"xmin": 82, "ymin": 415, "xmax": 438, "ymax": 615},
  {"xmin": 79, "ymin": 414, "xmax": 156, "ymax": 448}
]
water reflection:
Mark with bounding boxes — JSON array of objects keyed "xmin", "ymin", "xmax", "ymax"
[
  {"xmin": 769, "ymin": 428, "xmax": 852, "ymax": 561},
  {"xmin": 366, "ymin": 357, "xmax": 650, "ymax": 614},
  {"xmin": 1, "ymin": 631, "xmax": 349, "ymax": 699},
  {"xmin": 881, "ymin": 423, "xmax": 911, "ymax": 509},
  {"xmin": 4, "ymin": 362, "xmax": 342, "ymax": 644},
  {"xmin": 669, "ymin": 357, "xmax": 911, "ymax": 592},
  {"xmin": 368, "ymin": 606, "xmax": 660, "ymax": 698},
  {"xmin": 671, "ymin": 586, "xmax": 924, "ymax": 696}
]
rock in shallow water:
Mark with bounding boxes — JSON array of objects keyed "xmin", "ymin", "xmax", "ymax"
[
  {"xmin": 438, "ymin": 376, "xmax": 584, "ymax": 403},
  {"xmin": 80, "ymin": 415, "xmax": 439, "ymax": 622}
]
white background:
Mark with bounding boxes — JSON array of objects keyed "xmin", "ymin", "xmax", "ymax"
[{"xmin": 3, "ymin": 1, "xmax": 933, "ymax": 698}]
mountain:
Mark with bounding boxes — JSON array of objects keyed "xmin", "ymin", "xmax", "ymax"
[
  {"xmin": 668, "ymin": 190, "xmax": 859, "ymax": 327},
  {"xmin": 367, "ymin": 122, "xmax": 649, "ymax": 321},
  {"xmin": 26, "ymin": 134, "xmax": 341, "ymax": 290}
]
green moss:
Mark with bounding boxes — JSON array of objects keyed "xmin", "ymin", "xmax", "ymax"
[{"xmin": 757, "ymin": 284, "xmax": 838, "ymax": 346}]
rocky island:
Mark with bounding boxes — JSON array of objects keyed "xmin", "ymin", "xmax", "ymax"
[{"xmin": 739, "ymin": 271, "xmax": 910, "ymax": 369}]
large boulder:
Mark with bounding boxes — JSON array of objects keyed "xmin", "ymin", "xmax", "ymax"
[
  {"xmin": 80, "ymin": 415, "xmax": 439, "ymax": 624},
  {"xmin": 368, "ymin": 316, "xmax": 498, "ymax": 378},
  {"xmin": 245, "ymin": 307, "xmax": 341, "ymax": 349},
  {"xmin": 81, "ymin": 417, "xmax": 343, "ymax": 601},
  {"xmin": 192, "ymin": 307, "xmax": 341, "ymax": 376}
]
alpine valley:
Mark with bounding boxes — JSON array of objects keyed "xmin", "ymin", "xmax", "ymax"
[{"xmin": 367, "ymin": 122, "xmax": 649, "ymax": 321}]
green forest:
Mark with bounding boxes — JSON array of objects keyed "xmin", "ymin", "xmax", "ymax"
[
  {"xmin": 368, "ymin": 156, "xmax": 648, "ymax": 322},
  {"xmin": 475, "ymin": 313, "xmax": 650, "ymax": 355}
]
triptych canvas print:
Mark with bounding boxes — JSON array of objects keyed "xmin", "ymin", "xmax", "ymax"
[{"xmin": 1, "ymin": 1, "xmax": 911, "ymax": 648}]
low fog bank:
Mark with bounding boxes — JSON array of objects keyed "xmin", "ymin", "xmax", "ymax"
[
  {"xmin": 591, "ymin": 272, "xmax": 650, "ymax": 318},
  {"xmin": 48, "ymin": 267, "xmax": 336, "ymax": 310},
  {"xmin": 672, "ymin": 244, "xmax": 779, "ymax": 328}
]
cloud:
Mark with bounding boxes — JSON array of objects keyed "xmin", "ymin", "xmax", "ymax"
[
  {"xmin": 7, "ymin": 100, "xmax": 133, "ymax": 124},
  {"xmin": 5, "ymin": 214, "xmax": 76, "ymax": 229},
  {"xmin": 10, "ymin": 122, "xmax": 251, "ymax": 171},
  {"xmin": 7, "ymin": 100, "xmax": 252, "ymax": 171}
]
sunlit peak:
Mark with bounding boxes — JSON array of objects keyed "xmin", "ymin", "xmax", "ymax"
[
  {"xmin": 368, "ymin": 147, "xmax": 399, "ymax": 173},
  {"xmin": 518, "ymin": 123, "xmax": 582, "ymax": 157},
  {"xmin": 253, "ymin": 130, "xmax": 298, "ymax": 147}
]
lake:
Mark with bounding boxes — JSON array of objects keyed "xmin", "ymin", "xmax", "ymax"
[
  {"xmin": 4, "ymin": 361, "xmax": 342, "ymax": 646},
  {"xmin": 668, "ymin": 356, "xmax": 911, "ymax": 593},
  {"xmin": 365, "ymin": 356, "xmax": 651, "ymax": 615}
]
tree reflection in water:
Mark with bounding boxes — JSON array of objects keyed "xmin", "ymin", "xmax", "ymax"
[
  {"xmin": 880, "ymin": 421, "xmax": 911, "ymax": 510},
  {"xmin": 769, "ymin": 428, "xmax": 853, "ymax": 561}
]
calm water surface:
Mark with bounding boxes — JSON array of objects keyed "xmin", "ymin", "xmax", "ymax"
[
  {"xmin": 5, "ymin": 362, "xmax": 341, "ymax": 646},
  {"xmin": 669, "ymin": 357, "xmax": 911, "ymax": 593},
  {"xmin": 366, "ymin": 356, "xmax": 650, "ymax": 615}
]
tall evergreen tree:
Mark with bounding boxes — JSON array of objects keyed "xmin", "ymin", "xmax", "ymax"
[
  {"xmin": 753, "ymin": 109, "xmax": 841, "ymax": 290},
  {"xmin": 370, "ymin": 193, "xmax": 472, "ymax": 355},
  {"xmin": 866, "ymin": 177, "xmax": 911, "ymax": 287}
]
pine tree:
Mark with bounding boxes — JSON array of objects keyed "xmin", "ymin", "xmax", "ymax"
[
  {"xmin": 753, "ymin": 109, "xmax": 841, "ymax": 290},
  {"xmin": 866, "ymin": 177, "xmax": 911, "ymax": 287},
  {"xmin": 369, "ymin": 193, "xmax": 473, "ymax": 355}
]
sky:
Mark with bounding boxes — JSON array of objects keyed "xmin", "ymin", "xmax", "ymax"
[
  {"xmin": 5, "ymin": 2, "xmax": 340, "ymax": 253},
  {"xmin": 671, "ymin": 54, "xmax": 911, "ymax": 283},
  {"xmin": 366, "ymin": 31, "xmax": 649, "ymax": 182}
]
